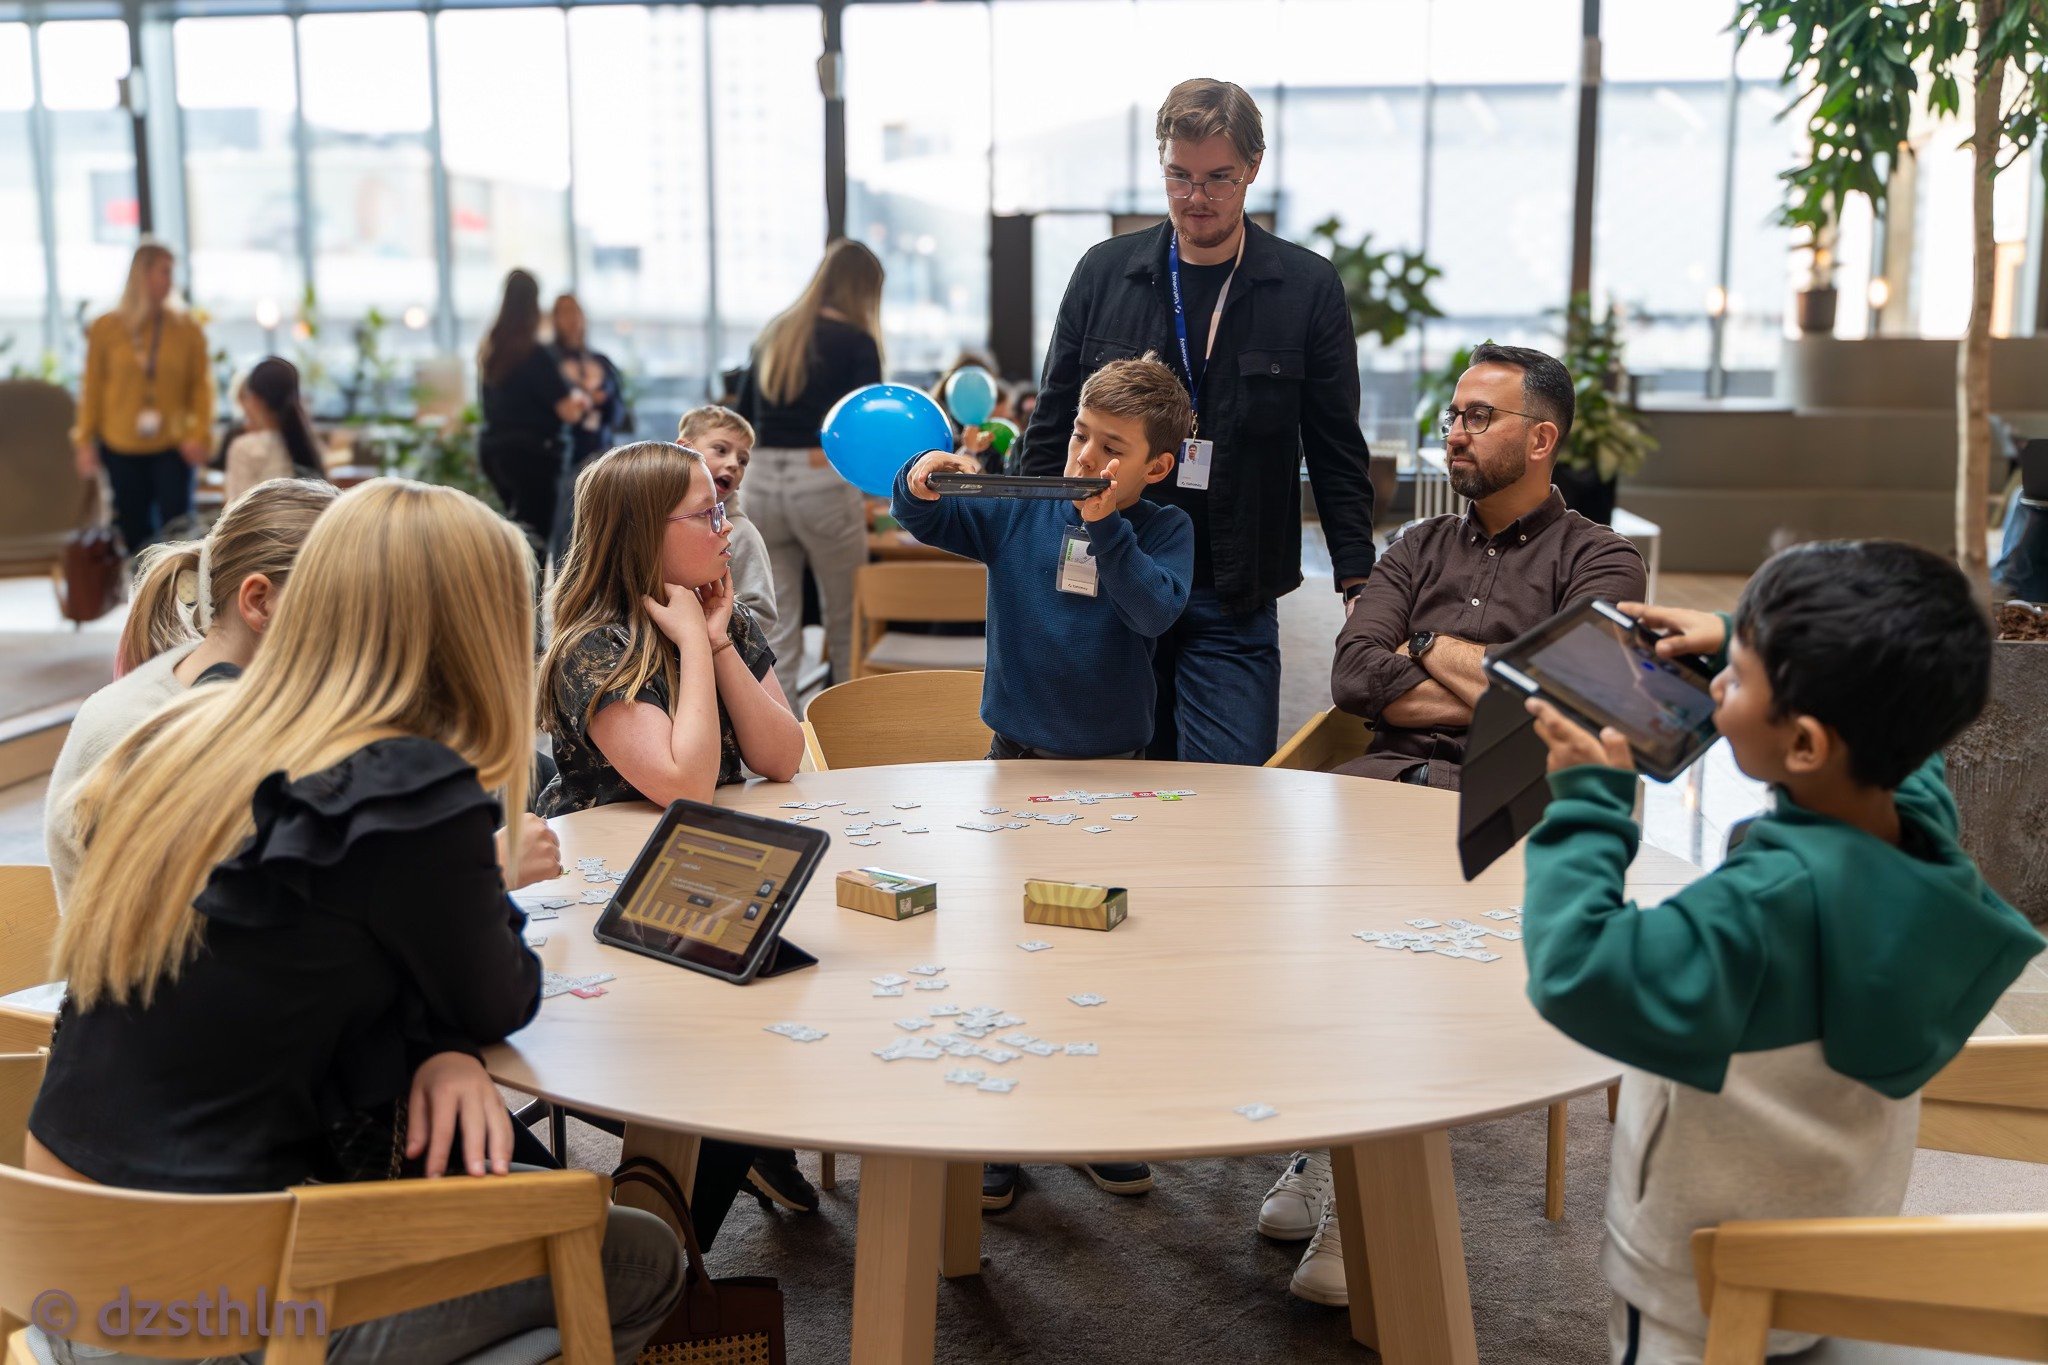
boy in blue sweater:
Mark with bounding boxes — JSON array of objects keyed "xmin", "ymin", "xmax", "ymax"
[
  {"xmin": 894, "ymin": 355, "xmax": 1195, "ymax": 762},
  {"xmin": 1518, "ymin": 540, "xmax": 2041, "ymax": 1365},
  {"xmin": 895, "ymin": 355, "xmax": 1193, "ymax": 1213}
]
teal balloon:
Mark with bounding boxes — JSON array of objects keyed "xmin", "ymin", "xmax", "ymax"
[
  {"xmin": 820, "ymin": 383, "xmax": 954, "ymax": 497},
  {"xmin": 943, "ymin": 365, "xmax": 999, "ymax": 428}
]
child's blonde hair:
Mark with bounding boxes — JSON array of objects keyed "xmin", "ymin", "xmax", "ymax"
[
  {"xmin": 60, "ymin": 479, "xmax": 536, "ymax": 1009},
  {"xmin": 1078, "ymin": 353, "xmax": 1193, "ymax": 458},
  {"xmin": 542, "ymin": 442, "xmax": 704, "ymax": 735},
  {"xmin": 678, "ymin": 405, "xmax": 754, "ymax": 447},
  {"xmin": 117, "ymin": 478, "xmax": 338, "ymax": 674}
]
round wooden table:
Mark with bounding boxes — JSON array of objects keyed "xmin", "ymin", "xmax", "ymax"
[{"xmin": 490, "ymin": 760, "xmax": 1700, "ymax": 1364}]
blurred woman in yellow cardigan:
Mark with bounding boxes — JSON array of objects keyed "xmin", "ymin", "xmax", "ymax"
[{"xmin": 73, "ymin": 243, "xmax": 215, "ymax": 551}]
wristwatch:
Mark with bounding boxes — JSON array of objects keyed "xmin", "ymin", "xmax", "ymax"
[
  {"xmin": 1342, "ymin": 582, "xmax": 1369, "ymax": 602},
  {"xmin": 1409, "ymin": 630, "xmax": 1437, "ymax": 660}
]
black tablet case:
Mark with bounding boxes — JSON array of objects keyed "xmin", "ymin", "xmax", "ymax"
[{"xmin": 1456, "ymin": 684, "xmax": 1553, "ymax": 881}]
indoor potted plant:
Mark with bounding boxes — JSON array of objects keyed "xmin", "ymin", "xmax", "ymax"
[
  {"xmin": 1946, "ymin": 601, "xmax": 2048, "ymax": 925},
  {"xmin": 1554, "ymin": 295, "xmax": 1655, "ymax": 526}
]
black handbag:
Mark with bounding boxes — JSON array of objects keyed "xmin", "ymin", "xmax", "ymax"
[{"xmin": 609, "ymin": 1155, "xmax": 786, "ymax": 1365}]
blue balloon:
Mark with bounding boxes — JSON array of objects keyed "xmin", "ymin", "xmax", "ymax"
[
  {"xmin": 820, "ymin": 383, "xmax": 955, "ymax": 497},
  {"xmin": 943, "ymin": 365, "xmax": 999, "ymax": 428}
]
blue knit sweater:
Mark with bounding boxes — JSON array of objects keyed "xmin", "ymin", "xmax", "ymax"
[{"xmin": 892, "ymin": 463, "xmax": 1194, "ymax": 757}]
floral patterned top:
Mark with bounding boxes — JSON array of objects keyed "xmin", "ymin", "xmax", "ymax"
[{"xmin": 536, "ymin": 601, "xmax": 775, "ymax": 817}]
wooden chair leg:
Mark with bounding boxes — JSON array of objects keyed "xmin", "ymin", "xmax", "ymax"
[
  {"xmin": 1544, "ymin": 1101, "xmax": 1567, "ymax": 1221},
  {"xmin": 1700, "ymin": 1283, "xmax": 1774, "ymax": 1365},
  {"xmin": 1607, "ymin": 1081, "xmax": 1619, "ymax": 1122},
  {"xmin": 550, "ymin": 1104, "xmax": 567, "ymax": 1157},
  {"xmin": 820, "ymin": 1150, "xmax": 838, "ymax": 1190},
  {"xmin": 546, "ymin": 1221, "xmax": 613, "ymax": 1365}
]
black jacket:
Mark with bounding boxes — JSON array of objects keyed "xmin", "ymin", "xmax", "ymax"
[{"xmin": 1018, "ymin": 219, "xmax": 1377, "ymax": 616}]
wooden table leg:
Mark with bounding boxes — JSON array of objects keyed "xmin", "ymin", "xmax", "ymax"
[
  {"xmin": 941, "ymin": 1161, "xmax": 982, "ymax": 1278},
  {"xmin": 617, "ymin": 1122, "xmax": 701, "ymax": 1245},
  {"xmin": 850, "ymin": 1152, "xmax": 945, "ymax": 1365},
  {"xmin": 1545, "ymin": 1101, "xmax": 1568, "ymax": 1222},
  {"xmin": 1332, "ymin": 1129, "xmax": 1478, "ymax": 1365}
]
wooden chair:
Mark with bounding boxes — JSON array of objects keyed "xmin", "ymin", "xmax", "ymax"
[
  {"xmin": 0, "ymin": 1156, "xmax": 617, "ymax": 1363},
  {"xmin": 1692, "ymin": 1036, "xmax": 2048, "ymax": 1363},
  {"xmin": 1264, "ymin": 707, "xmax": 1374, "ymax": 772},
  {"xmin": 805, "ymin": 671, "xmax": 991, "ymax": 769},
  {"xmin": 0, "ymin": 868, "xmax": 59, "ymax": 1053},
  {"xmin": 0, "ymin": 1051, "xmax": 45, "ymax": 1170},
  {"xmin": 849, "ymin": 562, "xmax": 987, "ymax": 679}
]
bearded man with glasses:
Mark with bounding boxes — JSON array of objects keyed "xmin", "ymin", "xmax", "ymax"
[
  {"xmin": 1321, "ymin": 344, "xmax": 1647, "ymax": 795},
  {"xmin": 1016, "ymin": 77, "xmax": 1379, "ymax": 768}
]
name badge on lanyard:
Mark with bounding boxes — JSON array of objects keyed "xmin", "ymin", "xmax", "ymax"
[
  {"xmin": 1057, "ymin": 524, "xmax": 1098, "ymax": 597},
  {"xmin": 1168, "ymin": 230, "xmax": 1243, "ymax": 492}
]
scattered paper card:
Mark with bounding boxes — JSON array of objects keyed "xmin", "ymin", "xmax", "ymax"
[
  {"xmin": 1069, "ymin": 993, "xmax": 1107, "ymax": 1007},
  {"xmin": 1234, "ymin": 1102, "xmax": 1279, "ymax": 1121}
]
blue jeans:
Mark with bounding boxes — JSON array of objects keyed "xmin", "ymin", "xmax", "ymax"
[
  {"xmin": 101, "ymin": 445, "xmax": 193, "ymax": 552},
  {"xmin": 1146, "ymin": 588, "xmax": 1282, "ymax": 765},
  {"xmin": 29, "ymin": 1202, "xmax": 681, "ymax": 1365},
  {"xmin": 1994, "ymin": 486, "xmax": 2048, "ymax": 601}
]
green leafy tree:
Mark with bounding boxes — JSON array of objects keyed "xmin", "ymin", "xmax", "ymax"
[
  {"xmin": 1309, "ymin": 218, "xmax": 1444, "ymax": 348},
  {"xmin": 1560, "ymin": 296, "xmax": 1657, "ymax": 482},
  {"xmin": 1737, "ymin": 0, "xmax": 2048, "ymax": 583}
]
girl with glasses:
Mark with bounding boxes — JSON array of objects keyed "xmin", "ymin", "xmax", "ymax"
[{"xmin": 536, "ymin": 441, "xmax": 802, "ymax": 822}]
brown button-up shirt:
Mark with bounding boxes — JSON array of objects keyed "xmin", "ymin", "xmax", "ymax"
[{"xmin": 1330, "ymin": 488, "xmax": 1646, "ymax": 786}]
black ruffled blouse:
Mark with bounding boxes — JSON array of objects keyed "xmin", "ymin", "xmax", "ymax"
[{"xmin": 30, "ymin": 737, "xmax": 541, "ymax": 1193}]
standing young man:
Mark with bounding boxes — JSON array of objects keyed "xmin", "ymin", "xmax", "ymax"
[{"xmin": 1018, "ymin": 78, "xmax": 1378, "ymax": 765}]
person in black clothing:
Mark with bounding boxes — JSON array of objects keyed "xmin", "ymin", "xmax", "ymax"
[
  {"xmin": 548, "ymin": 292, "xmax": 629, "ymax": 559},
  {"xmin": 27, "ymin": 479, "xmax": 680, "ymax": 1364},
  {"xmin": 1018, "ymin": 79, "xmax": 1378, "ymax": 765},
  {"xmin": 735, "ymin": 239, "xmax": 887, "ymax": 694},
  {"xmin": 478, "ymin": 269, "xmax": 591, "ymax": 557}
]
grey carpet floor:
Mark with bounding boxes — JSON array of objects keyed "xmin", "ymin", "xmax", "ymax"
[{"xmin": 553, "ymin": 1096, "xmax": 2048, "ymax": 1364}]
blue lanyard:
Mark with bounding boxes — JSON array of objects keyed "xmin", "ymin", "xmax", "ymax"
[{"xmin": 1167, "ymin": 230, "xmax": 1244, "ymax": 435}]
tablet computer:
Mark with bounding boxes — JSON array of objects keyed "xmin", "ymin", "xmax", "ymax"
[
  {"xmin": 1482, "ymin": 599, "xmax": 1720, "ymax": 782},
  {"xmin": 927, "ymin": 471, "xmax": 1111, "ymax": 500},
  {"xmin": 593, "ymin": 799, "xmax": 829, "ymax": 985}
]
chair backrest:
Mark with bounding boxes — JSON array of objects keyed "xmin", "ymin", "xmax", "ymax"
[
  {"xmin": 0, "ymin": 380, "xmax": 79, "ymax": 570},
  {"xmin": 1265, "ymin": 708, "xmax": 1373, "ymax": 772},
  {"xmin": 1918, "ymin": 1034, "xmax": 2048, "ymax": 1164},
  {"xmin": 850, "ymin": 561, "xmax": 987, "ymax": 676},
  {"xmin": 0, "ymin": 1052, "xmax": 45, "ymax": 1170},
  {"xmin": 805, "ymin": 670, "xmax": 991, "ymax": 769},
  {"xmin": 0, "ymin": 1166, "xmax": 612, "ymax": 1362},
  {"xmin": 0, "ymin": 868, "xmax": 59, "ymax": 1001}
]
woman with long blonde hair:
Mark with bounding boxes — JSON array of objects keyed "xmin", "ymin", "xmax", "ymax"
[
  {"xmin": 73, "ymin": 242, "xmax": 216, "ymax": 551},
  {"xmin": 734, "ymin": 238, "xmax": 886, "ymax": 693},
  {"xmin": 25, "ymin": 479, "xmax": 680, "ymax": 1364},
  {"xmin": 43, "ymin": 477, "xmax": 336, "ymax": 908}
]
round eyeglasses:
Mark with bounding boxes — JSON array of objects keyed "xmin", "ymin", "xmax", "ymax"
[
  {"xmin": 1162, "ymin": 174, "xmax": 1247, "ymax": 201},
  {"xmin": 667, "ymin": 501, "xmax": 729, "ymax": 531}
]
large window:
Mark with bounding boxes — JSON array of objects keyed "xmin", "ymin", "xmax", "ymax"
[
  {"xmin": 172, "ymin": 16, "xmax": 300, "ymax": 361},
  {"xmin": 438, "ymin": 8, "xmax": 573, "ymax": 350},
  {"xmin": 299, "ymin": 12, "xmax": 438, "ymax": 336},
  {"xmin": 0, "ymin": 23, "xmax": 44, "ymax": 364},
  {"xmin": 844, "ymin": 2, "xmax": 991, "ymax": 377},
  {"xmin": 40, "ymin": 20, "xmax": 136, "ymax": 354},
  {"xmin": 567, "ymin": 5, "xmax": 713, "ymax": 418},
  {"xmin": 709, "ymin": 4, "xmax": 825, "ymax": 381}
]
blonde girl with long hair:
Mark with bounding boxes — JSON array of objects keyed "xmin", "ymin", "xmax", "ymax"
[
  {"xmin": 44, "ymin": 477, "xmax": 336, "ymax": 907},
  {"xmin": 734, "ymin": 238, "xmax": 886, "ymax": 694},
  {"xmin": 538, "ymin": 441, "xmax": 802, "ymax": 818},
  {"xmin": 25, "ymin": 479, "xmax": 680, "ymax": 1365},
  {"xmin": 73, "ymin": 242, "xmax": 216, "ymax": 552}
]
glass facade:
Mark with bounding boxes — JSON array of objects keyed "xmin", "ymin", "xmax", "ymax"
[{"xmin": 2, "ymin": 0, "xmax": 2025, "ymax": 421}]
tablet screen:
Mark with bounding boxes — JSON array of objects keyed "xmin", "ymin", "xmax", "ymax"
[
  {"xmin": 595, "ymin": 803, "xmax": 828, "ymax": 980},
  {"xmin": 1518, "ymin": 615, "xmax": 1717, "ymax": 766}
]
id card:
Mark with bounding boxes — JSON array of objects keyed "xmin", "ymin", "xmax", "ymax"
[
  {"xmin": 1177, "ymin": 437, "xmax": 1213, "ymax": 491},
  {"xmin": 1057, "ymin": 525, "xmax": 1098, "ymax": 597},
  {"xmin": 135, "ymin": 408, "xmax": 163, "ymax": 440}
]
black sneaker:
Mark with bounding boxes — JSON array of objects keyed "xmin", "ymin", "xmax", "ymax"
[
  {"xmin": 1082, "ymin": 1161, "xmax": 1154, "ymax": 1195},
  {"xmin": 748, "ymin": 1150, "xmax": 819, "ymax": 1213},
  {"xmin": 983, "ymin": 1162, "xmax": 1020, "ymax": 1211}
]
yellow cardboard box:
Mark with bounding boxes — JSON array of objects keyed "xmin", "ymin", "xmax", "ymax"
[
  {"xmin": 837, "ymin": 867, "xmax": 937, "ymax": 920},
  {"xmin": 1022, "ymin": 879, "xmax": 1129, "ymax": 932}
]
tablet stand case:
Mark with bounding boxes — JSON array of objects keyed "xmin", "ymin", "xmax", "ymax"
[
  {"xmin": 753, "ymin": 937, "xmax": 817, "ymax": 979},
  {"xmin": 1456, "ymin": 684, "xmax": 1553, "ymax": 881}
]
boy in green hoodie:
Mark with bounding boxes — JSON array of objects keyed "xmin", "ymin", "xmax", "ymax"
[{"xmin": 1518, "ymin": 539, "xmax": 2042, "ymax": 1365}]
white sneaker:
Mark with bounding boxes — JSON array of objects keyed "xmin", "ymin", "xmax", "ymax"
[
  {"xmin": 1288, "ymin": 1195, "xmax": 1348, "ymax": 1306},
  {"xmin": 1257, "ymin": 1149, "xmax": 1331, "ymax": 1240}
]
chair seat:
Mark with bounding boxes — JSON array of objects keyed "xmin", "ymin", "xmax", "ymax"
[{"xmin": 863, "ymin": 633, "xmax": 987, "ymax": 672}]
